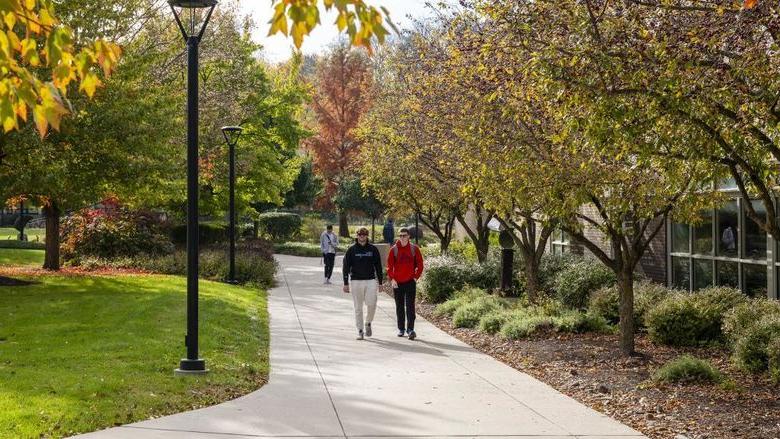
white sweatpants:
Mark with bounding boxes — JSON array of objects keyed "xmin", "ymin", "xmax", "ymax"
[{"xmin": 350, "ymin": 279, "xmax": 378, "ymax": 331}]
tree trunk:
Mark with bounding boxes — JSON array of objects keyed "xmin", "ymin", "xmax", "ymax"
[
  {"xmin": 476, "ymin": 241, "xmax": 489, "ymax": 263},
  {"xmin": 253, "ymin": 220, "xmax": 259, "ymax": 239},
  {"xmin": 524, "ymin": 257, "xmax": 541, "ymax": 302},
  {"xmin": 338, "ymin": 211, "xmax": 350, "ymax": 238},
  {"xmin": 42, "ymin": 204, "xmax": 61, "ymax": 271},
  {"xmin": 617, "ymin": 269, "xmax": 636, "ymax": 355},
  {"xmin": 440, "ymin": 235, "xmax": 451, "ymax": 253}
]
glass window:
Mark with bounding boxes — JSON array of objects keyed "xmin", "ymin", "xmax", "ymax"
[
  {"xmin": 717, "ymin": 261, "xmax": 739, "ymax": 288},
  {"xmin": 718, "ymin": 177, "xmax": 738, "ymax": 191},
  {"xmin": 693, "ymin": 259, "xmax": 713, "ymax": 290},
  {"xmin": 743, "ymin": 264, "xmax": 768, "ymax": 298},
  {"xmin": 744, "ymin": 201, "xmax": 767, "ymax": 260},
  {"xmin": 672, "ymin": 257, "xmax": 690, "ymax": 290},
  {"xmin": 671, "ymin": 222, "xmax": 690, "ymax": 253},
  {"xmin": 717, "ymin": 200, "xmax": 739, "ymax": 257},
  {"xmin": 693, "ymin": 211, "xmax": 713, "ymax": 255}
]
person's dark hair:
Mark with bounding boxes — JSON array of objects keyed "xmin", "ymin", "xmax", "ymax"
[
  {"xmin": 399, "ymin": 227, "xmax": 409, "ymax": 235},
  {"xmin": 326, "ymin": 224, "xmax": 333, "ymax": 230}
]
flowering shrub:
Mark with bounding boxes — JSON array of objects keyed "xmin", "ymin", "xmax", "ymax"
[{"xmin": 61, "ymin": 208, "xmax": 173, "ymax": 261}]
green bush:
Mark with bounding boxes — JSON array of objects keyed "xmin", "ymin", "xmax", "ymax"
[
  {"xmin": 478, "ymin": 310, "xmax": 510, "ymax": 334},
  {"xmin": 257, "ymin": 212, "xmax": 302, "ymax": 242},
  {"xmin": 551, "ymin": 310, "xmax": 611, "ymax": 334},
  {"xmin": 500, "ymin": 311, "xmax": 553, "ymax": 340},
  {"xmin": 539, "ymin": 252, "xmax": 581, "ymax": 292},
  {"xmin": 723, "ymin": 299, "xmax": 780, "ymax": 346},
  {"xmin": 433, "ymin": 288, "xmax": 487, "ymax": 317},
  {"xmin": 274, "ymin": 242, "xmax": 323, "ymax": 257},
  {"xmin": 589, "ymin": 281, "xmax": 672, "ymax": 328},
  {"xmin": 462, "ymin": 258, "xmax": 500, "ymax": 291},
  {"xmin": 732, "ymin": 315, "xmax": 780, "ymax": 373},
  {"xmin": 768, "ymin": 337, "xmax": 780, "ymax": 384},
  {"xmin": 300, "ymin": 215, "xmax": 325, "ymax": 243},
  {"xmin": 445, "ymin": 240, "xmax": 479, "ymax": 262},
  {"xmin": 652, "ymin": 355, "xmax": 723, "ymax": 384},
  {"xmin": 451, "ymin": 295, "xmax": 506, "ymax": 328},
  {"xmin": 420, "ymin": 256, "xmax": 468, "ymax": 303},
  {"xmin": 553, "ymin": 258, "xmax": 616, "ymax": 310},
  {"xmin": 171, "ymin": 222, "xmax": 228, "ymax": 245},
  {"xmin": 647, "ymin": 287, "xmax": 747, "ymax": 347}
]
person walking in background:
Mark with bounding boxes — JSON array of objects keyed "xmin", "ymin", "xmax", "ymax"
[
  {"xmin": 387, "ymin": 228, "xmax": 424, "ymax": 340},
  {"xmin": 383, "ymin": 218, "xmax": 395, "ymax": 244},
  {"xmin": 343, "ymin": 227, "xmax": 383, "ymax": 340},
  {"xmin": 320, "ymin": 224, "xmax": 338, "ymax": 284}
]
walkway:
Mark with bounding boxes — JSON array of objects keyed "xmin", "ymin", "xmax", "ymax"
[{"xmin": 78, "ymin": 255, "xmax": 646, "ymax": 439}]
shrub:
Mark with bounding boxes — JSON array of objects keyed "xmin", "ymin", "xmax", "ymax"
[
  {"xmin": 445, "ymin": 240, "xmax": 478, "ymax": 262},
  {"xmin": 539, "ymin": 252, "xmax": 581, "ymax": 292},
  {"xmin": 652, "ymin": 355, "xmax": 723, "ymax": 384},
  {"xmin": 170, "ymin": 222, "xmax": 228, "ymax": 245},
  {"xmin": 553, "ymin": 258, "xmax": 616, "ymax": 310},
  {"xmin": 478, "ymin": 310, "xmax": 510, "ymax": 334},
  {"xmin": 301, "ymin": 215, "xmax": 325, "ymax": 243},
  {"xmin": 552, "ymin": 310, "xmax": 611, "ymax": 334},
  {"xmin": 589, "ymin": 281, "xmax": 673, "ymax": 328},
  {"xmin": 723, "ymin": 299, "xmax": 780, "ymax": 347},
  {"xmin": 452, "ymin": 295, "xmax": 505, "ymax": 328},
  {"xmin": 61, "ymin": 209, "xmax": 173, "ymax": 261},
  {"xmin": 274, "ymin": 242, "xmax": 323, "ymax": 257},
  {"xmin": 647, "ymin": 287, "xmax": 747, "ymax": 347},
  {"xmin": 433, "ymin": 288, "xmax": 486, "ymax": 317},
  {"xmin": 732, "ymin": 315, "xmax": 780, "ymax": 373},
  {"xmin": 462, "ymin": 258, "xmax": 500, "ymax": 291},
  {"xmin": 257, "ymin": 212, "xmax": 302, "ymax": 242},
  {"xmin": 0, "ymin": 240, "xmax": 45, "ymax": 250},
  {"xmin": 500, "ymin": 311, "xmax": 553, "ymax": 340},
  {"xmin": 768, "ymin": 337, "xmax": 780, "ymax": 384},
  {"xmin": 420, "ymin": 256, "xmax": 468, "ymax": 303}
]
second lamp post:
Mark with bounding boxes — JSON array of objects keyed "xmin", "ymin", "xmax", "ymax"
[{"xmin": 222, "ymin": 126, "xmax": 243, "ymax": 284}]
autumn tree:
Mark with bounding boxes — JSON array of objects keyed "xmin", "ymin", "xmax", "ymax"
[{"xmin": 307, "ymin": 44, "xmax": 373, "ymax": 237}]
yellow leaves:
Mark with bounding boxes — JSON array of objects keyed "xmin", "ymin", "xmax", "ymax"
[{"xmin": 267, "ymin": 0, "xmax": 393, "ymax": 54}]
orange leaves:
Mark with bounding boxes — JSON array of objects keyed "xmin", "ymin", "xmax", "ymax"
[
  {"xmin": 744, "ymin": 0, "xmax": 757, "ymax": 8},
  {"xmin": 0, "ymin": 1, "xmax": 122, "ymax": 137},
  {"xmin": 268, "ymin": 0, "xmax": 395, "ymax": 53}
]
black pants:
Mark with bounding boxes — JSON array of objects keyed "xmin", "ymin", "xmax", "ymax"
[
  {"xmin": 323, "ymin": 253, "xmax": 336, "ymax": 279},
  {"xmin": 394, "ymin": 280, "xmax": 417, "ymax": 332}
]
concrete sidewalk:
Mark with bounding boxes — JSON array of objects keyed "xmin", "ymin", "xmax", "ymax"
[{"xmin": 78, "ymin": 254, "xmax": 646, "ymax": 439}]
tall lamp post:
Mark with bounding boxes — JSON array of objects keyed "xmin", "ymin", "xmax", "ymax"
[
  {"xmin": 221, "ymin": 126, "xmax": 243, "ymax": 284},
  {"xmin": 170, "ymin": 0, "xmax": 217, "ymax": 375}
]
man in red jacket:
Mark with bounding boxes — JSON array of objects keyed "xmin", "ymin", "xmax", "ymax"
[{"xmin": 387, "ymin": 228, "xmax": 425, "ymax": 340}]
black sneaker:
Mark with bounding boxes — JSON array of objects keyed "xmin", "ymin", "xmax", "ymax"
[
  {"xmin": 397, "ymin": 330, "xmax": 405, "ymax": 337},
  {"xmin": 408, "ymin": 330, "xmax": 416, "ymax": 341},
  {"xmin": 357, "ymin": 330, "xmax": 364, "ymax": 340},
  {"xmin": 365, "ymin": 323, "xmax": 372, "ymax": 337}
]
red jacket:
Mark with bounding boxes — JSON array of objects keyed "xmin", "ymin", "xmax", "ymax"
[{"xmin": 387, "ymin": 240, "xmax": 424, "ymax": 284}]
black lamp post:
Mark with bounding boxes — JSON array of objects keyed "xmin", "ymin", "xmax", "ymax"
[
  {"xmin": 170, "ymin": 0, "xmax": 217, "ymax": 375},
  {"xmin": 221, "ymin": 126, "xmax": 243, "ymax": 284}
]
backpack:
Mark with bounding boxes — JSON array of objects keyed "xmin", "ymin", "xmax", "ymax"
[{"xmin": 392, "ymin": 243, "xmax": 417, "ymax": 268}]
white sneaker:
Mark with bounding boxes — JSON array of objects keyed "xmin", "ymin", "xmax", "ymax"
[{"xmin": 356, "ymin": 330, "xmax": 364, "ymax": 340}]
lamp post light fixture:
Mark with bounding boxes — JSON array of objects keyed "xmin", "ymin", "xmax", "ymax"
[
  {"xmin": 221, "ymin": 126, "xmax": 243, "ymax": 285},
  {"xmin": 170, "ymin": 0, "xmax": 217, "ymax": 376}
]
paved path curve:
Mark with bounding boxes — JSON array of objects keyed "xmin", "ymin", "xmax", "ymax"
[{"xmin": 79, "ymin": 255, "xmax": 646, "ymax": 439}]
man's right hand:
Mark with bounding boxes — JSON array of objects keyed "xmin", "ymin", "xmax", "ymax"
[{"xmin": 343, "ymin": 285, "xmax": 350, "ymax": 294}]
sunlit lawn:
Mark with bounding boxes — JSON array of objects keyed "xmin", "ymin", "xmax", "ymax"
[
  {"xmin": 0, "ymin": 249, "xmax": 44, "ymax": 267},
  {"xmin": 0, "ymin": 228, "xmax": 45, "ymax": 242},
  {"xmin": 0, "ymin": 275, "xmax": 269, "ymax": 438}
]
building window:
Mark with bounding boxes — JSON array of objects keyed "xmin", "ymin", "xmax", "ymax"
[
  {"xmin": 672, "ymin": 256, "xmax": 690, "ymax": 290},
  {"xmin": 670, "ymin": 197, "xmax": 773, "ymax": 298},
  {"xmin": 744, "ymin": 200, "xmax": 767, "ymax": 260},
  {"xmin": 551, "ymin": 229, "xmax": 571, "ymax": 254},
  {"xmin": 671, "ymin": 222, "xmax": 690, "ymax": 253},
  {"xmin": 717, "ymin": 200, "xmax": 739, "ymax": 257}
]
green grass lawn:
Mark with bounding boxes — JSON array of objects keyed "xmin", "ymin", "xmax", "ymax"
[
  {"xmin": 0, "ymin": 228, "xmax": 45, "ymax": 242},
  {"xmin": 0, "ymin": 248, "xmax": 44, "ymax": 267},
  {"xmin": 0, "ymin": 275, "xmax": 269, "ymax": 438}
]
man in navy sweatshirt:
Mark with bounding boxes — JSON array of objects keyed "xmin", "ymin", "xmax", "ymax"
[{"xmin": 343, "ymin": 227, "xmax": 383, "ymax": 340}]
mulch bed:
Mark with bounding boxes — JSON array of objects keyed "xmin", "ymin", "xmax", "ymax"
[
  {"xmin": 0, "ymin": 266, "xmax": 152, "ymax": 279},
  {"xmin": 418, "ymin": 302, "xmax": 780, "ymax": 439}
]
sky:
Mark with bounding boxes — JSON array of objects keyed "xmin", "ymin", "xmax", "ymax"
[{"xmin": 238, "ymin": 1, "xmax": 457, "ymax": 63}]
